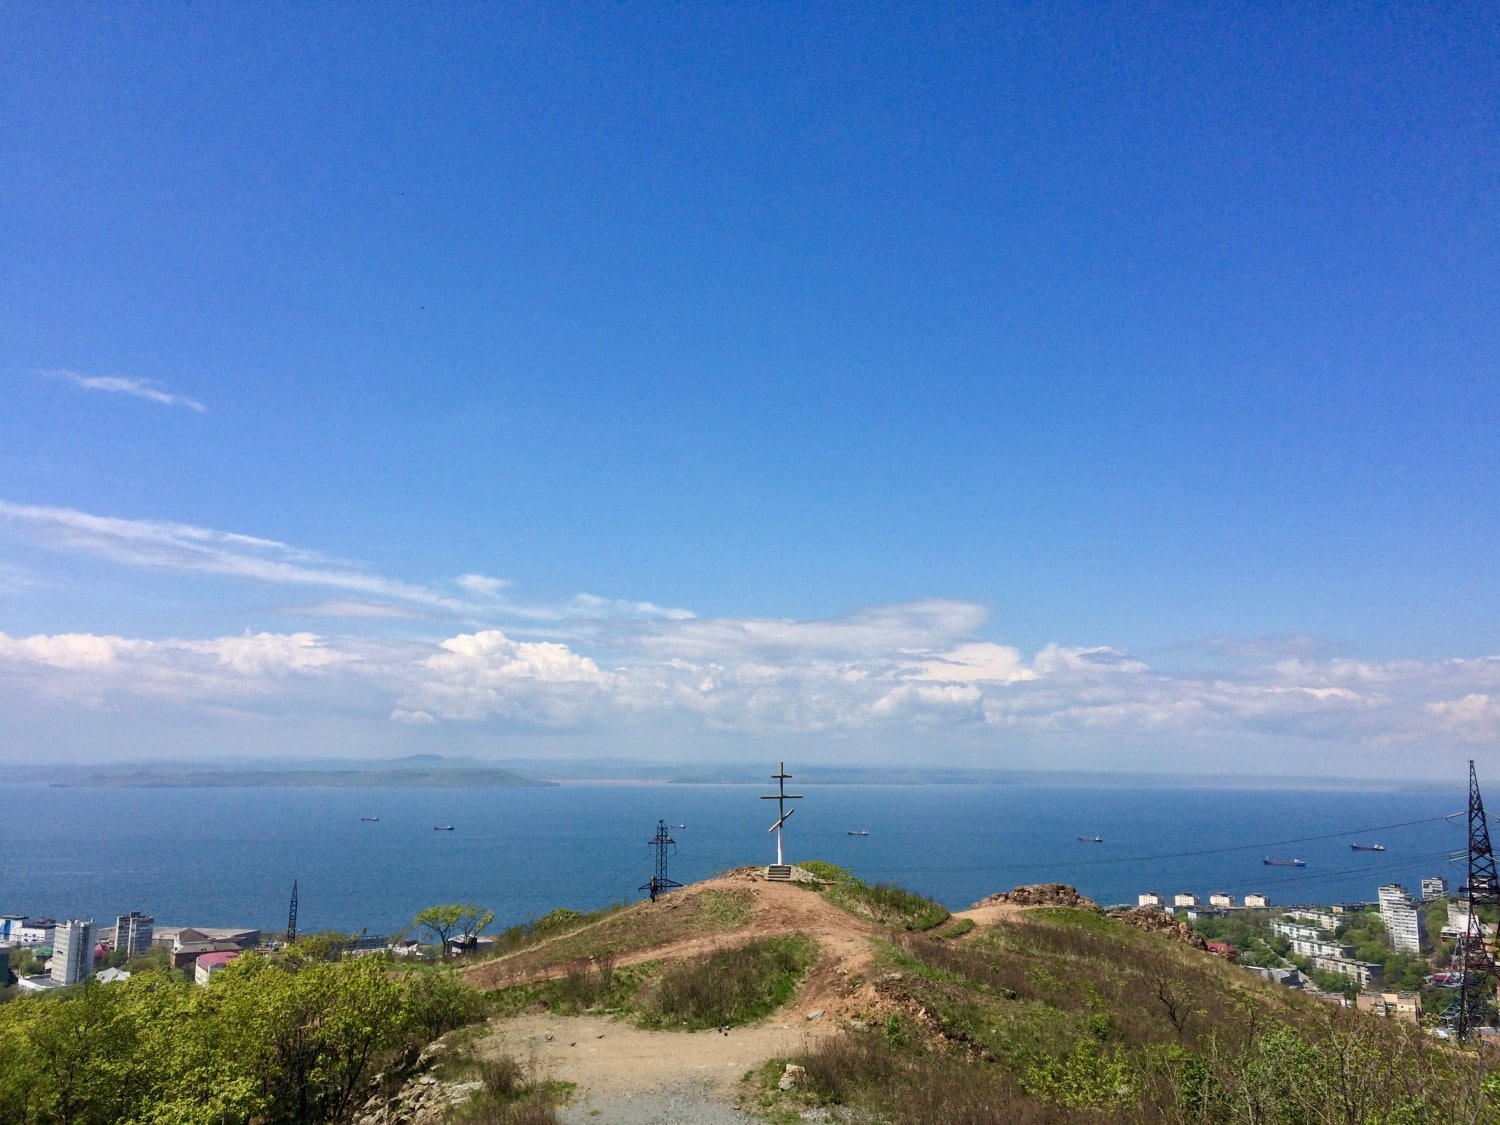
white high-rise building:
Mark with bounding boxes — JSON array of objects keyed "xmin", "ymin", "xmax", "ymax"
[
  {"xmin": 1378, "ymin": 884, "xmax": 1427, "ymax": 955},
  {"xmin": 1420, "ymin": 875, "xmax": 1448, "ymax": 901},
  {"xmin": 114, "ymin": 912, "xmax": 154, "ymax": 959},
  {"xmin": 51, "ymin": 919, "xmax": 96, "ymax": 985}
]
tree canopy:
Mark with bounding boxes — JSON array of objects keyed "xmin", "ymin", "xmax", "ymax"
[
  {"xmin": 0, "ymin": 953, "xmax": 483, "ymax": 1125},
  {"xmin": 412, "ymin": 903, "xmax": 495, "ymax": 958}
]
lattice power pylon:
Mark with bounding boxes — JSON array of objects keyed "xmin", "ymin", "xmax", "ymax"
[
  {"xmin": 286, "ymin": 878, "xmax": 299, "ymax": 944},
  {"xmin": 640, "ymin": 819, "xmax": 683, "ymax": 901},
  {"xmin": 760, "ymin": 761, "xmax": 803, "ymax": 867},
  {"xmin": 1459, "ymin": 760, "xmax": 1499, "ymax": 1041}
]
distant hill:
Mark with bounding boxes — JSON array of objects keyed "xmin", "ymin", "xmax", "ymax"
[{"xmin": 58, "ymin": 767, "xmax": 555, "ymax": 788}]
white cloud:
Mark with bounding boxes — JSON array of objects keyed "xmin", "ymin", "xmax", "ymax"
[
  {"xmin": 1427, "ymin": 694, "xmax": 1500, "ymax": 742},
  {"xmin": 454, "ymin": 574, "xmax": 510, "ymax": 598},
  {"xmin": 45, "ymin": 369, "xmax": 206, "ymax": 412},
  {"xmin": 0, "ymin": 502, "xmax": 462, "ymax": 611},
  {"xmin": 636, "ymin": 599, "xmax": 987, "ymax": 661},
  {"xmin": 909, "ymin": 642, "xmax": 1035, "ymax": 684},
  {"xmin": 390, "ymin": 708, "xmax": 437, "ymax": 724},
  {"xmin": 283, "ymin": 600, "xmax": 429, "ymax": 620}
]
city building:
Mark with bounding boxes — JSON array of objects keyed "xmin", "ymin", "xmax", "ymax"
[
  {"xmin": 1421, "ymin": 875, "xmax": 1448, "ymax": 902},
  {"xmin": 1289, "ymin": 937, "xmax": 1356, "ymax": 961},
  {"xmin": 12, "ymin": 917, "xmax": 56, "ymax": 946},
  {"xmin": 1310, "ymin": 954, "xmax": 1383, "ymax": 989},
  {"xmin": 1285, "ymin": 909, "xmax": 1338, "ymax": 932},
  {"xmin": 1378, "ymin": 884, "xmax": 1428, "ymax": 955},
  {"xmin": 50, "ymin": 919, "xmax": 95, "ymax": 986},
  {"xmin": 1356, "ymin": 990, "xmax": 1421, "ymax": 1023},
  {"xmin": 96, "ymin": 967, "xmax": 131, "ymax": 984},
  {"xmin": 172, "ymin": 939, "xmax": 245, "ymax": 971},
  {"xmin": 194, "ymin": 950, "xmax": 240, "ymax": 985},
  {"xmin": 1440, "ymin": 908, "xmax": 1497, "ymax": 942},
  {"xmin": 1243, "ymin": 893, "xmax": 1269, "ymax": 909},
  {"xmin": 114, "ymin": 912, "xmax": 154, "ymax": 959},
  {"xmin": 1137, "ymin": 892, "xmax": 1165, "ymax": 909},
  {"xmin": 1246, "ymin": 965, "xmax": 1302, "ymax": 988},
  {"xmin": 1209, "ymin": 892, "xmax": 1235, "ymax": 908},
  {"xmin": 153, "ymin": 925, "xmax": 260, "ymax": 950},
  {"xmin": 1272, "ymin": 920, "xmax": 1323, "ymax": 943},
  {"xmin": 1174, "ymin": 893, "xmax": 1199, "ymax": 908}
]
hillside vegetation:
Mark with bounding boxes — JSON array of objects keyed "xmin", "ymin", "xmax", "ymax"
[
  {"xmin": 7, "ymin": 867, "xmax": 1500, "ymax": 1124},
  {"xmin": 462, "ymin": 868, "xmax": 1500, "ymax": 1124}
]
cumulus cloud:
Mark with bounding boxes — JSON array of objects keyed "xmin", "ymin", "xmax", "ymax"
[
  {"xmin": 399, "ymin": 629, "xmax": 611, "ymax": 723},
  {"xmin": 8, "ymin": 609, "xmax": 1499, "ymax": 758},
  {"xmin": 45, "ymin": 369, "xmax": 206, "ymax": 412},
  {"xmin": 1427, "ymin": 694, "xmax": 1500, "ymax": 742}
]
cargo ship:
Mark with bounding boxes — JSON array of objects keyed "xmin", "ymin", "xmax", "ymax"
[
  {"xmin": 1263, "ymin": 858, "xmax": 1306, "ymax": 867},
  {"xmin": 1350, "ymin": 843, "xmax": 1385, "ymax": 852}
]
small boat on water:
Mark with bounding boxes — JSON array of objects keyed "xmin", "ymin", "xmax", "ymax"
[
  {"xmin": 672, "ymin": 823, "xmax": 686, "ymax": 829},
  {"xmin": 433, "ymin": 825, "xmax": 455, "ymax": 831},
  {"xmin": 1263, "ymin": 858, "xmax": 1306, "ymax": 867},
  {"xmin": 360, "ymin": 816, "xmax": 380, "ymax": 822},
  {"xmin": 1350, "ymin": 843, "xmax": 1386, "ymax": 852},
  {"xmin": 1077, "ymin": 835, "xmax": 1103, "ymax": 843},
  {"xmin": 848, "ymin": 829, "xmax": 870, "ymax": 836}
]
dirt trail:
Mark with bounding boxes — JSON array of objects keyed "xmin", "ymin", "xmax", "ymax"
[
  {"xmin": 463, "ymin": 872, "xmax": 1049, "ymax": 1113},
  {"xmin": 466, "ymin": 870, "xmax": 886, "ymax": 1016}
]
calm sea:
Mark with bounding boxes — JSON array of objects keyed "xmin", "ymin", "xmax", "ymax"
[{"xmin": 0, "ymin": 782, "xmax": 1464, "ymax": 937}]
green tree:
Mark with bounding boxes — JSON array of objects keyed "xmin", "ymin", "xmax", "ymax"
[{"xmin": 412, "ymin": 903, "xmax": 494, "ymax": 958}]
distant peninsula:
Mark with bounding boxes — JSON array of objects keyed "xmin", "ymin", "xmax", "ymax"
[{"xmin": 58, "ymin": 767, "xmax": 555, "ymax": 789}]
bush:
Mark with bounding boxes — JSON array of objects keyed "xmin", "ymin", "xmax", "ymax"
[
  {"xmin": 807, "ymin": 863, "xmax": 949, "ymax": 931},
  {"xmin": 640, "ymin": 935, "xmax": 816, "ymax": 1030},
  {"xmin": 456, "ymin": 1051, "xmax": 563, "ymax": 1125}
]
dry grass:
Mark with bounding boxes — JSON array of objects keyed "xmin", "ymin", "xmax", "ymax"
[
  {"xmin": 466, "ymin": 889, "xmax": 752, "ymax": 988},
  {"xmin": 768, "ymin": 907, "xmax": 1500, "ymax": 1123}
]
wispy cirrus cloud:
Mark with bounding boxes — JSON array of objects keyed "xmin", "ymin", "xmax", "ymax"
[
  {"xmin": 45, "ymin": 369, "xmax": 207, "ymax": 412},
  {"xmin": 0, "ymin": 502, "xmax": 461, "ymax": 611}
]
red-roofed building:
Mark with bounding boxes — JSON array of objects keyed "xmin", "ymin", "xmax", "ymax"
[
  {"xmin": 194, "ymin": 950, "xmax": 240, "ymax": 985},
  {"xmin": 1206, "ymin": 941, "xmax": 1237, "ymax": 960}
]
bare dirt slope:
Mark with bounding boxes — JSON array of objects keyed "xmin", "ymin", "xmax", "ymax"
[
  {"xmin": 460, "ymin": 870, "xmax": 900, "ymax": 1117},
  {"xmin": 461, "ymin": 872, "xmax": 1069, "ymax": 1117},
  {"xmin": 465, "ymin": 868, "xmax": 886, "ymax": 1018}
]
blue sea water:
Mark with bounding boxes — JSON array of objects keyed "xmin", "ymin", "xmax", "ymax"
[{"xmin": 0, "ymin": 782, "xmax": 1465, "ymax": 937}]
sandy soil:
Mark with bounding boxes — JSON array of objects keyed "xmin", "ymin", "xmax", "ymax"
[{"xmin": 478, "ymin": 1010, "xmax": 831, "ymax": 1103}]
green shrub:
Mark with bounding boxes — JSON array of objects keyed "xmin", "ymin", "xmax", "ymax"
[{"xmin": 639, "ymin": 935, "xmax": 816, "ymax": 1030}]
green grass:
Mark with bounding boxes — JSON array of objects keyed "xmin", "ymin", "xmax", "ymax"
[
  {"xmin": 637, "ymin": 934, "xmax": 818, "ymax": 1030},
  {"xmin": 801, "ymin": 861, "xmax": 950, "ymax": 931},
  {"xmin": 932, "ymin": 918, "xmax": 975, "ymax": 939},
  {"xmin": 763, "ymin": 908, "xmax": 1500, "ymax": 1123},
  {"xmin": 470, "ymin": 889, "xmax": 754, "ymax": 989},
  {"xmin": 488, "ymin": 934, "xmax": 818, "ymax": 1030}
]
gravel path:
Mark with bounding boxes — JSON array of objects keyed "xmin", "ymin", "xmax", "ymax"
[{"xmin": 556, "ymin": 1079, "xmax": 762, "ymax": 1124}]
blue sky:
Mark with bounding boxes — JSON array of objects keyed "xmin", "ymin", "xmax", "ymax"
[{"xmin": 2, "ymin": 4, "xmax": 1497, "ymax": 777}]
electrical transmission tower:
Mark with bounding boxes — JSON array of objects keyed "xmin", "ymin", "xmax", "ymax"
[
  {"xmin": 640, "ymin": 819, "xmax": 683, "ymax": 901},
  {"xmin": 286, "ymin": 878, "xmax": 299, "ymax": 945},
  {"xmin": 1459, "ymin": 760, "xmax": 1499, "ymax": 1041}
]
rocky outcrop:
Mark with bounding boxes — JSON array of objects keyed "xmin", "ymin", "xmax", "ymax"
[
  {"xmin": 970, "ymin": 883, "xmax": 1097, "ymax": 909},
  {"xmin": 1111, "ymin": 907, "xmax": 1209, "ymax": 951},
  {"xmin": 354, "ymin": 1040, "xmax": 482, "ymax": 1125}
]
